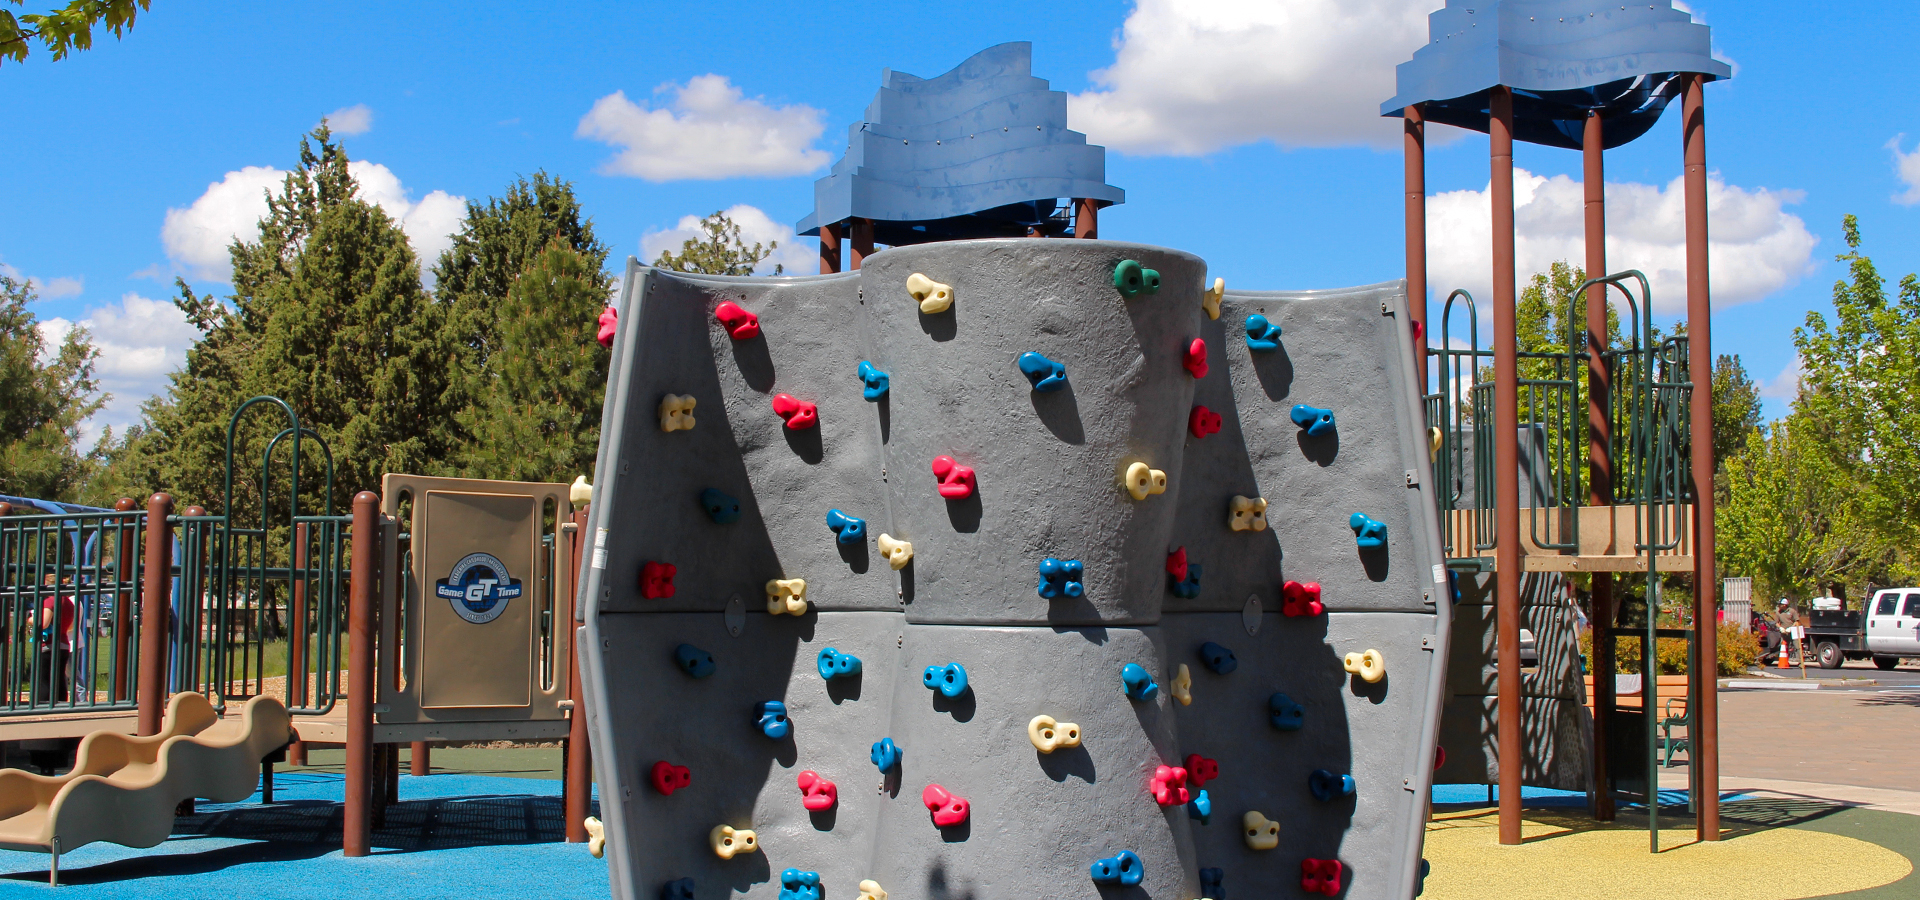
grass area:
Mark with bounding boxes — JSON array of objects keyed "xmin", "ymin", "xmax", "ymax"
[
  {"xmin": 293, "ymin": 745, "xmax": 578, "ymax": 781},
  {"xmin": 70, "ymin": 637, "xmax": 292, "ymax": 692}
]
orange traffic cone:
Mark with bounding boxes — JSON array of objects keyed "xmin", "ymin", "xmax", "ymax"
[{"xmin": 1777, "ymin": 638, "xmax": 1790, "ymax": 669}]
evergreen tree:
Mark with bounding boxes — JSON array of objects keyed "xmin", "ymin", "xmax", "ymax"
[
  {"xmin": 653, "ymin": 211, "xmax": 781, "ymax": 276},
  {"xmin": 0, "ymin": 273, "xmax": 103, "ymax": 499}
]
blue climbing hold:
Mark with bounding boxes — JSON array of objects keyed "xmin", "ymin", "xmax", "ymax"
[
  {"xmin": 674, "ymin": 644, "xmax": 715, "ymax": 679},
  {"xmin": 1417, "ymin": 859, "xmax": 1431, "ymax": 897},
  {"xmin": 661, "ymin": 878, "xmax": 697, "ymax": 900},
  {"xmin": 1088, "ymin": 850, "xmax": 1144, "ymax": 886},
  {"xmin": 699, "ymin": 488, "xmax": 742, "ymax": 524},
  {"xmin": 1037, "ymin": 557, "xmax": 1085, "ymax": 599},
  {"xmin": 1309, "ymin": 768, "xmax": 1357, "ymax": 802},
  {"xmin": 1350, "ymin": 512, "xmax": 1388, "ymax": 548},
  {"xmin": 756, "ymin": 700, "xmax": 791, "ymax": 739},
  {"xmin": 1121, "ymin": 663, "xmax": 1159, "ymax": 701},
  {"xmin": 1245, "ymin": 314, "xmax": 1282, "ymax": 351},
  {"xmin": 779, "ymin": 869, "xmax": 823, "ymax": 900},
  {"xmin": 1171, "ymin": 562, "xmax": 1202, "ymax": 599},
  {"xmin": 817, "ymin": 647, "xmax": 862, "ymax": 680},
  {"xmin": 1017, "ymin": 351, "xmax": 1069, "ymax": 392},
  {"xmin": 870, "ymin": 737, "xmax": 902, "ymax": 771},
  {"xmin": 857, "ymin": 360, "xmax": 890, "ymax": 401},
  {"xmin": 923, "ymin": 662, "xmax": 969, "ymax": 698},
  {"xmin": 1199, "ymin": 867, "xmax": 1224, "ymax": 900},
  {"xmin": 826, "ymin": 508, "xmax": 868, "ymax": 546},
  {"xmin": 1187, "ymin": 788, "xmax": 1212, "ymax": 824},
  {"xmin": 1269, "ymin": 692, "xmax": 1304, "ymax": 731},
  {"xmin": 1198, "ymin": 641, "xmax": 1238, "ymax": 675},
  {"xmin": 1290, "ymin": 404, "xmax": 1335, "ymax": 436}
]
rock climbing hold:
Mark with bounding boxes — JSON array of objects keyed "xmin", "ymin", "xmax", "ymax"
[
  {"xmin": 1290, "ymin": 404, "xmax": 1335, "ymax": 437},
  {"xmin": 659, "ymin": 394, "xmax": 697, "ymax": 432},
  {"xmin": 1309, "ymin": 769, "xmax": 1357, "ymax": 802},
  {"xmin": 1228, "ymin": 496, "xmax": 1268, "ymax": 532},
  {"xmin": 779, "ymin": 869, "xmax": 822, "ymax": 900},
  {"xmin": 1170, "ymin": 664, "xmax": 1192, "ymax": 705},
  {"xmin": 1269, "ymin": 692, "xmax": 1304, "ymax": 730},
  {"xmin": 1199, "ymin": 867, "xmax": 1224, "ymax": 900},
  {"xmin": 1198, "ymin": 641, "xmax": 1238, "ymax": 675},
  {"xmin": 1428, "ymin": 425, "xmax": 1444, "ymax": 456},
  {"xmin": 1166, "ymin": 547, "xmax": 1189, "ymax": 581},
  {"xmin": 1343, "ymin": 648, "xmax": 1385, "ymax": 683},
  {"xmin": 1282, "ymin": 580, "xmax": 1325, "ymax": 617},
  {"xmin": 876, "ymin": 533, "xmax": 914, "ymax": 570},
  {"xmin": 826, "ymin": 509, "xmax": 867, "ymax": 546},
  {"xmin": 1112, "ymin": 259, "xmax": 1160, "ymax": 298},
  {"xmin": 921, "ymin": 783, "xmax": 969, "ymax": 827},
  {"xmin": 857, "ymin": 880, "xmax": 887, "ymax": 900},
  {"xmin": 1184, "ymin": 754, "xmax": 1219, "ymax": 788},
  {"xmin": 1189, "ymin": 405, "xmax": 1222, "ymax": 439},
  {"xmin": 1435, "ymin": 745, "xmax": 1447, "ymax": 769},
  {"xmin": 1350, "ymin": 512, "xmax": 1388, "ymax": 548},
  {"xmin": 1300, "ymin": 859, "xmax": 1343, "ymax": 897},
  {"xmin": 1172, "ymin": 563, "xmax": 1202, "ymax": 599},
  {"xmin": 795, "ymin": 771, "xmax": 837, "ymax": 812},
  {"xmin": 1187, "ymin": 789, "xmax": 1212, "ymax": 824},
  {"xmin": 570, "ymin": 474, "xmax": 592, "ymax": 505},
  {"xmin": 922, "ymin": 662, "xmax": 969, "ymax": 698},
  {"xmin": 1027, "ymin": 715, "xmax": 1082, "ymax": 753},
  {"xmin": 713, "ymin": 301, "xmax": 761, "ymax": 340},
  {"xmin": 772, "ymin": 394, "xmax": 819, "ymax": 430},
  {"xmin": 1150, "ymin": 764, "xmax": 1191, "ymax": 806},
  {"xmin": 674, "ymin": 644, "xmax": 716, "ymax": 678},
  {"xmin": 709, "ymin": 824, "xmax": 757, "ymax": 859},
  {"xmin": 651, "ymin": 760, "xmax": 692, "ymax": 796},
  {"xmin": 870, "ymin": 737, "xmax": 902, "ymax": 772},
  {"xmin": 1017, "ymin": 351, "xmax": 1069, "ymax": 392},
  {"xmin": 640, "ymin": 561, "xmax": 677, "ymax": 599},
  {"xmin": 1203, "ymin": 277, "xmax": 1225, "ymax": 320},
  {"xmin": 1245, "ymin": 314, "xmax": 1282, "ymax": 351},
  {"xmin": 755, "ymin": 701, "xmax": 790, "ymax": 740},
  {"xmin": 817, "ymin": 647, "xmax": 862, "ymax": 680},
  {"xmin": 660, "ymin": 877, "xmax": 694, "ymax": 900},
  {"xmin": 1121, "ymin": 663, "xmax": 1159, "ymax": 701},
  {"xmin": 596, "ymin": 306, "xmax": 618, "ymax": 348},
  {"xmin": 857, "ymin": 360, "xmax": 890, "ymax": 401},
  {"xmin": 1123, "ymin": 462, "xmax": 1168, "ymax": 501},
  {"xmin": 765, "ymin": 579, "xmax": 808, "ymax": 616},
  {"xmin": 1037, "ymin": 557, "xmax": 1085, "ymax": 599},
  {"xmin": 699, "ymin": 488, "xmax": 742, "ymax": 525},
  {"xmin": 1242, "ymin": 811, "xmax": 1280, "ymax": 850},
  {"xmin": 906, "ymin": 273, "xmax": 953, "ymax": 314},
  {"xmin": 930, "ymin": 456, "xmax": 976, "ymax": 500},
  {"xmin": 1183, "ymin": 338, "xmax": 1209, "ymax": 379},
  {"xmin": 1089, "ymin": 850, "xmax": 1145, "ymax": 886}
]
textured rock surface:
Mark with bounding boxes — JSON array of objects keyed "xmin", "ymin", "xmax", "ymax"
[{"xmin": 577, "ymin": 239, "xmax": 1449, "ymax": 900}]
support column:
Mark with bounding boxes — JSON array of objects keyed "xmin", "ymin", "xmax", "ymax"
[
  {"xmin": 1584, "ymin": 110, "xmax": 1617, "ymax": 821},
  {"xmin": 137, "ymin": 493, "xmax": 173, "ymax": 736},
  {"xmin": 344, "ymin": 491, "xmax": 378, "ymax": 857},
  {"xmin": 1683, "ymin": 72, "xmax": 1720, "ymax": 842},
  {"xmin": 1074, "ymin": 198, "xmax": 1100, "ymax": 239},
  {"xmin": 288, "ymin": 522, "xmax": 309, "ymax": 766},
  {"xmin": 819, "ymin": 222, "xmax": 843, "ymax": 274},
  {"xmin": 564, "ymin": 504, "xmax": 593, "ymax": 843},
  {"xmin": 1489, "ymin": 85, "xmax": 1524, "ymax": 847},
  {"xmin": 410, "ymin": 742, "xmax": 429, "ymax": 777},
  {"xmin": 111, "ymin": 498, "xmax": 136, "ymax": 703},
  {"xmin": 1404, "ymin": 104, "xmax": 1428, "ymax": 384},
  {"xmin": 850, "ymin": 217, "xmax": 875, "ymax": 270}
]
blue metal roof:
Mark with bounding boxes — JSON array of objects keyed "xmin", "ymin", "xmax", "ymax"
[
  {"xmin": 1380, "ymin": 1, "xmax": 1731, "ymax": 150},
  {"xmin": 797, "ymin": 42, "xmax": 1124, "ymax": 244}
]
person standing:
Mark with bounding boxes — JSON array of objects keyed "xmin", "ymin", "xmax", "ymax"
[
  {"xmin": 35, "ymin": 574, "xmax": 75, "ymax": 703},
  {"xmin": 1772, "ymin": 599, "xmax": 1801, "ymax": 664}
]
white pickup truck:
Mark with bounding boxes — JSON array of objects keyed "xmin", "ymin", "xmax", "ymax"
[{"xmin": 1865, "ymin": 588, "xmax": 1920, "ymax": 669}]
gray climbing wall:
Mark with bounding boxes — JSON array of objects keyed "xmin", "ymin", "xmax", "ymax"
[{"xmin": 576, "ymin": 239, "xmax": 1450, "ymax": 900}]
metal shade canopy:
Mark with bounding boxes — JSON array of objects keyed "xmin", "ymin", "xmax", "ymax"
[
  {"xmin": 1380, "ymin": 0, "xmax": 1730, "ymax": 149},
  {"xmin": 797, "ymin": 41, "xmax": 1124, "ymax": 245}
]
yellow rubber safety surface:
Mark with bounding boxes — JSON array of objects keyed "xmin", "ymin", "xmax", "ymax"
[{"xmin": 1423, "ymin": 808, "xmax": 1912, "ymax": 900}]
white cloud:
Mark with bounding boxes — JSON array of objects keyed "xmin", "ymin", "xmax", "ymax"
[
  {"xmin": 1069, "ymin": 0, "xmax": 1440, "ymax": 155},
  {"xmin": 641, "ymin": 204, "xmax": 816, "ymax": 276},
  {"xmin": 324, "ymin": 103, "xmax": 374, "ymax": 136},
  {"xmin": 37, "ymin": 292, "xmax": 199, "ymax": 441},
  {"xmin": 1425, "ymin": 168, "xmax": 1817, "ymax": 315},
  {"xmin": 1759, "ymin": 356, "xmax": 1801, "ymax": 400},
  {"xmin": 1888, "ymin": 135, "xmax": 1920, "ymax": 206},
  {"xmin": 346, "ymin": 160, "xmax": 468, "ymax": 273},
  {"xmin": 31, "ymin": 276, "xmax": 83, "ymax": 299},
  {"xmin": 577, "ymin": 75, "xmax": 831, "ymax": 181}
]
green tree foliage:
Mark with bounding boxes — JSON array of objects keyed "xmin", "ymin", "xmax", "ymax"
[
  {"xmin": 1709, "ymin": 353, "xmax": 1762, "ymax": 466},
  {"xmin": 0, "ymin": 274, "xmax": 104, "ymax": 498},
  {"xmin": 1718, "ymin": 419, "xmax": 1868, "ymax": 602},
  {"xmin": 653, "ymin": 211, "xmax": 782, "ymax": 276},
  {"xmin": 0, "ymin": 0, "xmax": 148, "ymax": 66}
]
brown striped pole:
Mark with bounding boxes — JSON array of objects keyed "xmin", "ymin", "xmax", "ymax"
[
  {"xmin": 344, "ymin": 491, "xmax": 378, "ymax": 856},
  {"xmin": 138, "ymin": 493, "xmax": 173, "ymax": 736},
  {"xmin": 1489, "ymin": 85, "xmax": 1524, "ymax": 846}
]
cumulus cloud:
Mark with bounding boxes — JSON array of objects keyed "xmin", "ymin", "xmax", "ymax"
[
  {"xmin": 31, "ymin": 276, "xmax": 83, "ymax": 299},
  {"xmin": 1888, "ymin": 135, "xmax": 1920, "ymax": 206},
  {"xmin": 641, "ymin": 204, "xmax": 817, "ymax": 276},
  {"xmin": 1759, "ymin": 356, "xmax": 1802, "ymax": 400},
  {"xmin": 324, "ymin": 103, "xmax": 374, "ymax": 135},
  {"xmin": 346, "ymin": 161, "xmax": 468, "ymax": 273},
  {"xmin": 1069, "ymin": 0, "xmax": 1439, "ymax": 155},
  {"xmin": 37, "ymin": 292, "xmax": 199, "ymax": 440},
  {"xmin": 577, "ymin": 75, "xmax": 831, "ymax": 181},
  {"xmin": 1425, "ymin": 168, "xmax": 1817, "ymax": 315}
]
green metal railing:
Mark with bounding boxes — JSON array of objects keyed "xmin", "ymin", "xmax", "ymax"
[{"xmin": 0, "ymin": 507, "xmax": 147, "ymax": 715}]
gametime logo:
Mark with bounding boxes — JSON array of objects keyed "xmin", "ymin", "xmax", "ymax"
[{"xmin": 434, "ymin": 552, "xmax": 524, "ymax": 625}]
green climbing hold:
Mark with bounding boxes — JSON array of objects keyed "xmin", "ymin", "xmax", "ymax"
[{"xmin": 1113, "ymin": 259, "xmax": 1161, "ymax": 298}]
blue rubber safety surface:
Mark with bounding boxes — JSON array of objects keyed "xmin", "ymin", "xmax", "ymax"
[
  {"xmin": 0, "ymin": 771, "xmax": 608, "ymax": 899},
  {"xmin": 1432, "ymin": 783, "xmax": 1730, "ymax": 809}
]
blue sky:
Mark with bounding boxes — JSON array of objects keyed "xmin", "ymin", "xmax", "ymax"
[{"xmin": 4, "ymin": 0, "xmax": 1918, "ymax": 437}]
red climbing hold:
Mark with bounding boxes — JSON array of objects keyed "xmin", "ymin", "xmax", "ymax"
[
  {"xmin": 1183, "ymin": 338, "xmax": 1209, "ymax": 379},
  {"xmin": 597, "ymin": 306, "xmax": 618, "ymax": 348},
  {"xmin": 772, "ymin": 394, "xmax": 819, "ymax": 429},
  {"xmin": 930, "ymin": 456, "xmax": 976, "ymax": 500},
  {"xmin": 1300, "ymin": 859, "xmax": 1343, "ymax": 896},
  {"xmin": 650, "ymin": 760, "xmax": 691, "ymax": 795},
  {"xmin": 1189, "ymin": 404, "xmax": 1222, "ymax": 438},
  {"xmin": 1166, "ymin": 547, "xmax": 1189, "ymax": 582},
  {"xmin": 1150, "ymin": 764, "xmax": 1191, "ymax": 806},
  {"xmin": 1411, "ymin": 319, "xmax": 1425, "ymax": 344},
  {"xmin": 714, "ymin": 301, "xmax": 762, "ymax": 340},
  {"xmin": 922, "ymin": 783, "xmax": 970, "ymax": 827},
  {"xmin": 796, "ymin": 770, "xmax": 838, "ymax": 811},
  {"xmin": 1282, "ymin": 580, "xmax": 1324, "ymax": 617},
  {"xmin": 640, "ymin": 561, "xmax": 677, "ymax": 599},
  {"xmin": 1184, "ymin": 753, "xmax": 1219, "ymax": 788}
]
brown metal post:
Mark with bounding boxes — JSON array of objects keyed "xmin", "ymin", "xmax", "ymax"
[
  {"xmin": 288, "ymin": 522, "xmax": 309, "ymax": 766},
  {"xmin": 850, "ymin": 217, "xmax": 875, "ymax": 270},
  {"xmin": 819, "ymin": 221, "xmax": 843, "ymax": 274},
  {"xmin": 137, "ymin": 493, "xmax": 173, "ymax": 736},
  {"xmin": 1489, "ymin": 86, "xmax": 1524, "ymax": 846},
  {"xmin": 1683, "ymin": 73, "xmax": 1721, "ymax": 842},
  {"xmin": 564, "ymin": 505, "xmax": 592, "ymax": 842},
  {"xmin": 411, "ymin": 741, "xmax": 429, "ymax": 777},
  {"xmin": 1074, "ymin": 198, "xmax": 1100, "ymax": 239},
  {"xmin": 344, "ymin": 490, "xmax": 378, "ymax": 857},
  {"xmin": 1583, "ymin": 110, "xmax": 1617, "ymax": 821},
  {"xmin": 112, "ymin": 498, "xmax": 137, "ymax": 703},
  {"xmin": 1404, "ymin": 104, "xmax": 1428, "ymax": 384}
]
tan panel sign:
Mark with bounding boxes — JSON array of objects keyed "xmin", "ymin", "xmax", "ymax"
[{"xmin": 418, "ymin": 490, "xmax": 536, "ymax": 708}]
